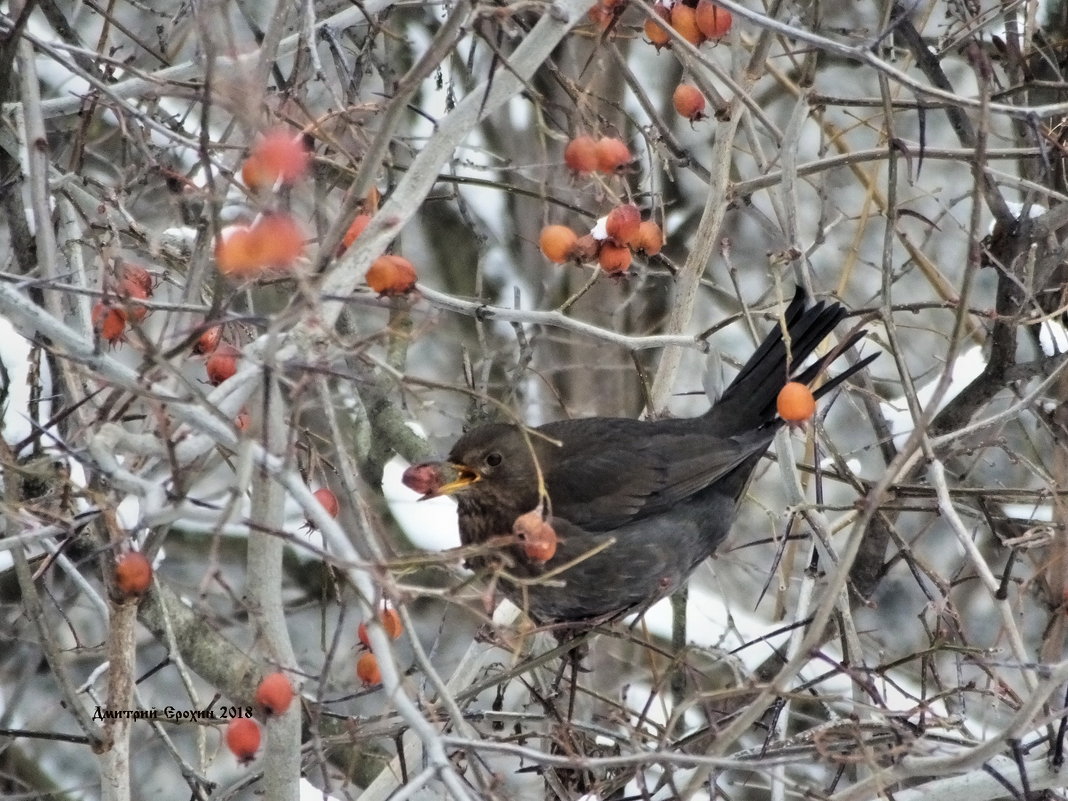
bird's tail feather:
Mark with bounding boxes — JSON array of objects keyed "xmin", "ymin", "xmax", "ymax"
[{"xmin": 710, "ymin": 288, "xmax": 876, "ymax": 429}]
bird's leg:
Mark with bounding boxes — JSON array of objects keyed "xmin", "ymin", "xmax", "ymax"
[{"xmin": 566, "ymin": 645, "xmax": 581, "ymax": 723}]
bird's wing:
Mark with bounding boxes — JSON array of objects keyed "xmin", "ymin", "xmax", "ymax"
[{"xmin": 538, "ymin": 419, "xmax": 772, "ymax": 531}]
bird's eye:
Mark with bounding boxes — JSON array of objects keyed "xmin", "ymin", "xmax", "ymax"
[{"xmin": 485, "ymin": 452, "xmax": 503, "ymax": 468}]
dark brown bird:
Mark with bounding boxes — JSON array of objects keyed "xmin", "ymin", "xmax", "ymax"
[{"xmin": 410, "ymin": 290, "xmax": 875, "ymax": 626}]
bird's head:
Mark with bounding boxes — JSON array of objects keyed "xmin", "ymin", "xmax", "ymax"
[{"xmin": 401, "ymin": 423, "xmax": 551, "ymax": 511}]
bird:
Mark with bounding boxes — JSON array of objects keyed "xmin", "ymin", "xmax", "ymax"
[{"xmin": 406, "ymin": 289, "xmax": 876, "ymax": 626}]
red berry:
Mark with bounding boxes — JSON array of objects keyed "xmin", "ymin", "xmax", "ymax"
[
  {"xmin": 121, "ymin": 264, "xmax": 153, "ymax": 296},
  {"xmin": 206, "ymin": 343, "xmax": 240, "ymax": 385},
  {"xmin": 605, "ymin": 204, "xmax": 641, "ymax": 246},
  {"xmin": 115, "ymin": 551, "xmax": 152, "ymax": 595},
  {"xmin": 225, "ymin": 718, "xmax": 261, "ymax": 763},
  {"xmin": 194, "ymin": 325, "xmax": 222, "ymax": 355},
  {"xmin": 313, "ymin": 488, "xmax": 340, "ymax": 519},
  {"xmin": 401, "ymin": 462, "xmax": 446, "ymax": 497},
  {"xmin": 92, "ymin": 302, "xmax": 126, "ymax": 343},
  {"xmin": 255, "ymin": 672, "xmax": 294, "ymax": 716},
  {"xmin": 117, "ymin": 278, "xmax": 149, "ymax": 322}
]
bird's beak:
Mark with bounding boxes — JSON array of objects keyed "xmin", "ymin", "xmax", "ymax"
[
  {"xmin": 431, "ymin": 463, "xmax": 481, "ymax": 497},
  {"xmin": 401, "ymin": 461, "xmax": 480, "ymax": 500}
]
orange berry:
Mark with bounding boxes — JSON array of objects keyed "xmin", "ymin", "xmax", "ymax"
[
  {"xmin": 115, "ymin": 551, "xmax": 152, "ymax": 595},
  {"xmin": 605, "ymin": 204, "xmax": 641, "ymax": 246},
  {"xmin": 358, "ymin": 606, "xmax": 404, "ymax": 648},
  {"xmin": 206, "ymin": 343, "xmax": 240, "ymax": 385},
  {"xmin": 673, "ymin": 84, "xmax": 707, "ymax": 122},
  {"xmin": 215, "ymin": 215, "xmax": 305, "ymax": 277},
  {"xmin": 539, "ymin": 225, "xmax": 579, "ymax": 263},
  {"xmin": 241, "ymin": 128, "xmax": 310, "ymax": 191},
  {"xmin": 356, "ymin": 652, "xmax": 382, "ymax": 686},
  {"xmin": 254, "ymin": 213, "xmax": 306, "ymax": 270},
  {"xmin": 381, "ymin": 607, "xmax": 403, "ymax": 639},
  {"xmin": 255, "ymin": 672, "xmax": 295, "ymax": 716},
  {"xmin": 633, "ymin": 220, "xmax": 664, "ymax": 256},
  {"xmin": 513, "ymin": 511, "xmax": 558, "ymax": 563},
  {"xmin": 338, "ymin": 213, "xmax": 372, "ymax": 256},
  {"xmin": 695, "ymin": 0, "xmax": 732, "ymax": 39},
  {"xmin": 564, "ymin": 135, "xmax": 600, "ymax": 173},
  {"xmin": 597, "ymin": 243, "xmax": 632, "ymax": 274},
  {"xmin": 644, "ymin": 5, "xmax": 673, "ymax": 49},
  {"xmin": 225, "ymin": 718, "xmax": 261, "ymax": 763},
  {"xmin": 670, "ymin": 3, "xmax": 705, "ymax": 46},
  {"xmin": 594, "ymin": 136, "xmax": 632, "ymax": 173},
  {"xmin": 776, "ymin": 381, "xmax": 817, "ymax": 424},
  {"xmin": 194, "ymin": 325, "xmax": 222, "ymax": 355},
  {"xmin": 366, "ymin": 254, "xmax": 417, "ymax": 296},
  {"xmin": 214, "ymin": 225, "xmax": 260, "ymax": 276},
  {"xmin": 92, "ymin": 302, "xmax": 126, "ymax": 343}
]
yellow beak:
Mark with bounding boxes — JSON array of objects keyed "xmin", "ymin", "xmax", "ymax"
[{"xmin": 427, "ymin": 463, "xmax": 481, "ymax": 497}]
